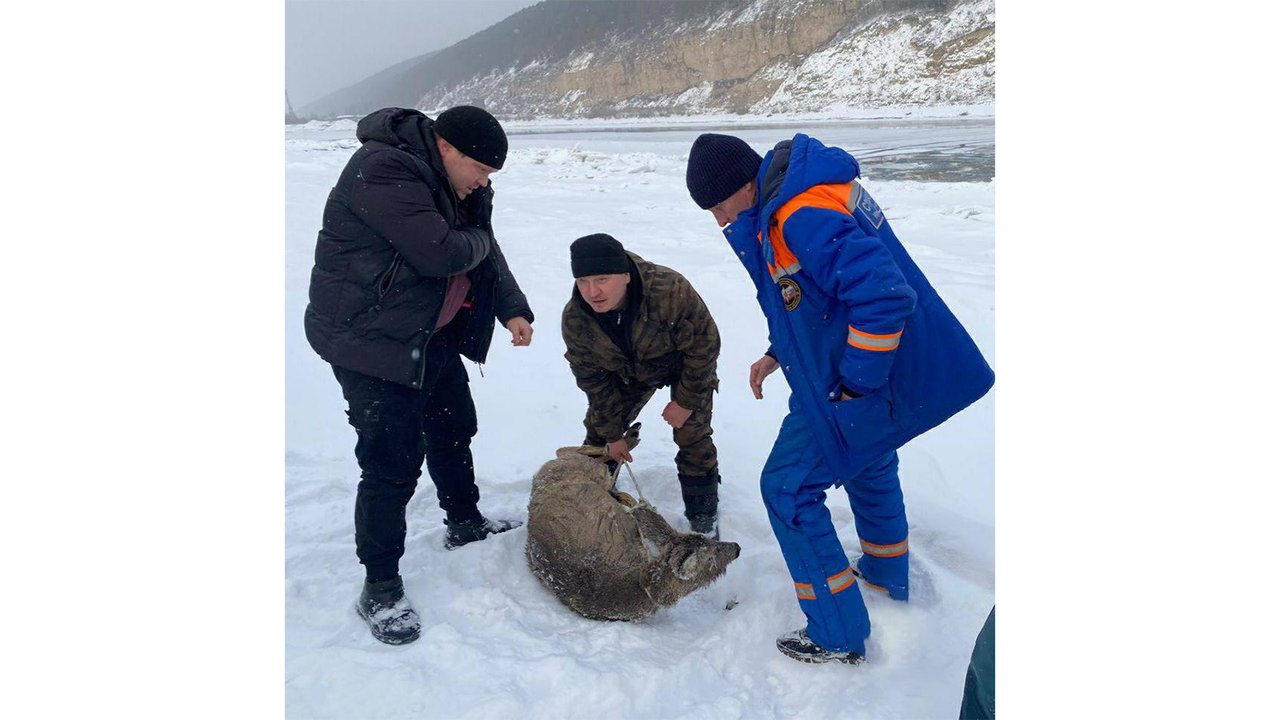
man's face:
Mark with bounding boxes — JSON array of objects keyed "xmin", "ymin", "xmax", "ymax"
[
  {"xmin": 437, "ymin": 138, "xmax": 499, "ymax": 199},
  {"xmin": 575, "ymin": 272, "xmax": 631, "ymax": 313},
  {"xmin": 709, "ymin": 181, "xmax": 757, "ymax": 227}
]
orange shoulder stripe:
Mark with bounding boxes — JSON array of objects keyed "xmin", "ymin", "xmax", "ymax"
[{"xmin": 766, "ymin": 183, "xmax": 856, "ymax": 279}]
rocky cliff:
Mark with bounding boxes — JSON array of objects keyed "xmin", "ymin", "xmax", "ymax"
[{"xmin": 299, "ymin": 0, "xmax": 993, "ymax": 119}]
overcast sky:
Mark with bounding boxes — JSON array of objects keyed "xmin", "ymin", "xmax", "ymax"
[{"xmin": 286, "ymin": 0, "xmax": 541, "ymax": 108}]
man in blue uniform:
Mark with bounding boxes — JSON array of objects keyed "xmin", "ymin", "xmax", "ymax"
[{"xmin": 685, "ymin": 133, "xmax": 993, "ymax": 664}]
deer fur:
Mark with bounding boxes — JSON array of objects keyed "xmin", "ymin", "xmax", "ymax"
[{"xmin": 525, "ymin": 438, "xmax": 740, "ymax": 621}]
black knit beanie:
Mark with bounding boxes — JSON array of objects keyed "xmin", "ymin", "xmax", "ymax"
[
  {"xmin": 570, "ymin": 234, "xmax": 629, "ymax": 278},
  {"xmin": 685, "ymin": 133, "xmax": 764, "ymax": 209},
  {"xmin": 434, "ymin": 105, "xmax": 508, "ymax": 169}
]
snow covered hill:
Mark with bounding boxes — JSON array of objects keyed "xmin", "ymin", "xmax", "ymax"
[
  {"xmin": 285, "ymin": 117, "xmax": 994, "ymax": 718},
  {"xmin": 301, "ymin": 0, "xmax": 994, "ymax": 119}
]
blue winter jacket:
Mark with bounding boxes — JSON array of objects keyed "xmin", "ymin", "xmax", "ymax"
[{"xmin": 724, "ymin": 134, "xmax": 994, "ymax": 482}]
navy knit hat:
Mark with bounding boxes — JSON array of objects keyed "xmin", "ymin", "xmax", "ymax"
[
  {"xmin": 570, "ymin": 234, "xmax": 629, "ymax": 278},
  {"xmin": 434, "ymin": 105, "xmax": 508, "ymax": 169},
  {"xmin": 685, "ymin": 133, "xmax": 763, "ymax": 209}
]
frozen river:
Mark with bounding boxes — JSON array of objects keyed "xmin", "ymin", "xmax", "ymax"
[
  {"xmin": 509, "ymin": 118, "xmax": 994, "ymax": 182},
  {"xmin": 291, "ymin": 114, "xmax": 995, "ymax": 183}
]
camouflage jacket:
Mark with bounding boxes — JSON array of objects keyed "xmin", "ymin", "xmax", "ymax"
[{"xmin": 562, "ymin": 253, "xmax": 720, "ymax": 443}]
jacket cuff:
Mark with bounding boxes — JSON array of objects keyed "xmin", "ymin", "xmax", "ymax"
[
  {"xmin": 499, "ymin": 308, "xmax": 534, "ymax": 324},
  {"xmin": 839, "ymin": 379, "xmax": 877, "ymax": 397},
  {"xmin": 838, "ymin": 384, "xmax": 866, "ymax": 399},
  {"xmin": 671, "ymin": 387, "xmax": 703, "ymax": 413}
]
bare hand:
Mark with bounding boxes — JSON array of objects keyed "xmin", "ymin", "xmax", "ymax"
[
  {"xmin": 506, "ymin": 317, "xmax": 533, "ymax": 346},
  {"xmin": 607, "ymin": 438, "xmax": 633, "ymax": 463},
  {"xmin": 749, "ymin": 355, "xmax": 781, "ymax": 399},
  {"xmin": 661, "ymin": 401, "xmax": 693, "ymax": 429}
]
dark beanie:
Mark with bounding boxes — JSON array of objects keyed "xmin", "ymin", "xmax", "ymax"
[
  {"xmin": 570, "ymin": 234, "xmax": 629, "ymax": 278},
  {"xmin": 434, "ymin": 105, "xmax": 508, "ymax": 169},
  {"xmin": 685, "ymin": 133, "xmax": 763, "ymax": 209}
]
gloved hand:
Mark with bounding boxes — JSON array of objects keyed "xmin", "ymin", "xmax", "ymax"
[
  {"xmin": 621, "ymin": 421, "xmax": 641, "ymax": 450},
  {"xmin": 461, "ymin": 184, "xmax": 494, "ymax": 227},
  {"xmin": 607, "ymin": 422, "xmax": 642, "ymax": 463}
]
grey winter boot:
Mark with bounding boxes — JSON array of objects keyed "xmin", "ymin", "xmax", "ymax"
[{"xmin": 355, "ymin": 576, "xmax": 420, "ymax": 645}]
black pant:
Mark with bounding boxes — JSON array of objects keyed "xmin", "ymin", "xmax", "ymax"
[{"xmin": 333, "ymin": 340, "xmax": 482, "ymax": 582}]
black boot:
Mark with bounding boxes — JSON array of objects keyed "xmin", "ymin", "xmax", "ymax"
[
  {"xmin": 355, "ymin": 576, "xmax": 420, "ymax": 645},
  {"xmin": 444, "ymin": 515, "xmax": 523, "ymax": 550},
  {"xmin": 686, "ymin": 503, "xmax": 718, "ymax": 538},
  {"xmin": 775, "ymin": 628, "xmax": 865, "ymax": 665},
  {"xmin": 679, "ymin": 471, "xmax": 720, "ymax": 539}
]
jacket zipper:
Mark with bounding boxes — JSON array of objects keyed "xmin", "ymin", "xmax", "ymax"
[{"xmin": 414, "ymin": 331, "xmax": 432, "ymax": 388}]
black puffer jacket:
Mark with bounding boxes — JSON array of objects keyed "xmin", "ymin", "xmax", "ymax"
[{"xmin": 304, "ymin": 108, "xmax": 532, "ymax": 388}]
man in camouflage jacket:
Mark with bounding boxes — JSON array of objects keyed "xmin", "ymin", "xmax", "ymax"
[{"xmin": 561, "ymin": 233, "xmax": 723, "ymax": 535}]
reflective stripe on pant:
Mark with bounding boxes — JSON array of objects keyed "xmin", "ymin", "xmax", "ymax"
[
  {"xmin": 844, "ymin": 451, "xmax": 909, "ymax": 592},
  {"xmin": 760, "ymin": 410, "xmax": 908, "ymax": 654}
]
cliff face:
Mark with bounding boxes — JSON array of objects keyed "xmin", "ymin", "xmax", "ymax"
[
  {"xmin": 501, "ymin": 0, "xmax": 870, "ymax": 115},
  {"xmin": 300, "ymin": 0, "xmax": 993, "ymax": 119}
]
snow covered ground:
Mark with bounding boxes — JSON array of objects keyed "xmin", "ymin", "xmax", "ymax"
[{"xmin": 285, "ymin": 120, "xmax": 994, "ymax": 719}]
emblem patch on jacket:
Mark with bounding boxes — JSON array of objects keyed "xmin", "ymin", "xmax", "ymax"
[
  {"xmin": 854, "ymin": 185, "xmax": 885, "ymax": 230},
  {"xmin": 779, "ymin": 277, "xmax": 802, "ymax": 311}
]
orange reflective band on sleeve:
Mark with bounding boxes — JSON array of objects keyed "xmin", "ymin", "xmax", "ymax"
[
  {"xmin": 848, "ymin": 325, "xmax": 902, "ymax": 352},
  {"xmin": 795, "ymin": 582, "xmax": 816, "ymax": 601},
  {"xmin": 827, "ymin": 567, "xmax": 857, "ymax": 594},
  {"xmin": 860, "ymin": 538, "xmax": 909, "ymax": 558}
]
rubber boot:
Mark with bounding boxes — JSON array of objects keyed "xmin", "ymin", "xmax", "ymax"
[{"xmin": 679, "ymin": 471, "xmax": 720, "ymax": 538}]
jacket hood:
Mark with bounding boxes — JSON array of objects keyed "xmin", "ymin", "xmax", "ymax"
[
  {"xmin": 356, "ymin": 107, "xmax": 435, "ymax": 156},
  {"xmin": 759, "ymin": 133, "xmax": 861, "ymax": 217}
]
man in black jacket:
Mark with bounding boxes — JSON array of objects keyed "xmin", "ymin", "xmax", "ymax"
[{"xmin": 304, "ymin": 106, "xmax": 534, "ymax": 645}]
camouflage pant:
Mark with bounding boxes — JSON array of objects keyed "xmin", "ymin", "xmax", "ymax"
[{"xmin": 582, "ymin": 383, "xmax": 718, "ymax": 480}]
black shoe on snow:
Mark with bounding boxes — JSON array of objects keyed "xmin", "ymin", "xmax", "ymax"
[
  {"xmin": 688, "ymin": 512, "xmax": 719, "ymax": 539},
  {"xmin": 355, "ymin": 577, "xmax": 420, "ymax": 645},
  {"xmin": 775, "ymin": 628, "xmax": 865, "ymax": 665},
  {"xmin": 444, "ymin": 516, "xmax": 522, "ymax": 550}
]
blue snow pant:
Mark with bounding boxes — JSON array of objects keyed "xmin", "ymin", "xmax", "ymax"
[{"xmin": 761, "ymin": 410, "xmax": 909, "ymax": 654}]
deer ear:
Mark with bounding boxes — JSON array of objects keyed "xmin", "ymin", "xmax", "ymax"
[{"xmin": 555, "ymin": 446, "xmax": 592, "ymax": 459}]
